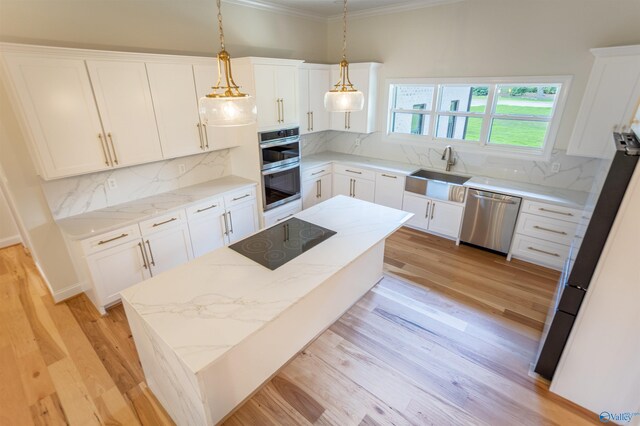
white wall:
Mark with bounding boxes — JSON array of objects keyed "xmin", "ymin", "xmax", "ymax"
[
  {"xmin": 551, "ymin": 161, "xmax": 640, "ymax": 424},
  {"xmin": 327, "ymin": 0, "xmax": 640, "ymax": 151},
  {"xmin": 0, "ymin": 182, "xmax": 20, "ymax": 248}
]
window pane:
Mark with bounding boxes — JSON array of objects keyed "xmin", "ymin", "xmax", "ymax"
[
  {"xmin": 393, "ymin": 85, "xmax": 434, "ymax": 110},
  {"xmin": 438, "ymin": 85, "xmax": 489, "ymax": 113},
  {"xmin": 489, "ymin": 119, "xmax": 549, "ymax": 148},
  {"xmin": 435, "ymin": 115, "xmax": 482, "ymax": 141},
  {"xmin": 392, "ymin": 112, "xmax": 430, "ymax": 135},
  {"xmin": 495, "ymin": 85, "xmax": 558, "ymax": 117}
]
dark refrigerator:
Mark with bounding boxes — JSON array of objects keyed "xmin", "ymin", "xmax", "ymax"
[{"xmin": 534, "ymin": 131, "xmax": 640, "ymax": 380}]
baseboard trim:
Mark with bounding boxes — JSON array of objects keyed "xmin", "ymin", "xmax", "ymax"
[
  {"xmin": 0, "ymin": 235, "xmax": 21, "ymax": 249},
  {"xmin": 34, "ymin": 261, "xmax": 84, "ymax": 303}
]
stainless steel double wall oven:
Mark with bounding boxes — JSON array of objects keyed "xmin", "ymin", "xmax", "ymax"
[{"xmin": 259, "ymin": 127, "xmax": 301, "ymax": 211}]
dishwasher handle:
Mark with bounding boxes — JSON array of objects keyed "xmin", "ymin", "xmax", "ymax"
[{"xmin": 471, "ymin": 193, "xmax": 519, "ymax": 205}]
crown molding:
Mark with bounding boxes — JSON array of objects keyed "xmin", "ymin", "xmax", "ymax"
[
  {"xmin": 223, "ymin": 0, "xmax": 327, "ymax": 22},
  {"xmin": 327, "ymin": 0, "xmax": 465, "ymax": 21}
]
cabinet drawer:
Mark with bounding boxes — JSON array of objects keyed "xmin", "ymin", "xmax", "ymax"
[
  {"xmin": 223, "ymin": 186, "xmax": 257, "ymax": 207},
  {"xmin": 263, "ymin": 199, "xmax": 302, "ymax": 227},
  {"xmin": 186, "ymin": 197, "xmax": 224, "ymax": 220},
  {"xmin": 302, "ymin": 164, "xmax": 332, "ymax": 181},
  {"xmin": 333, "ymin": 164, "xmax": 375, "ymax": 181},
  {"xmin": 81, "ymin": 224, "xmax": 141, "ymax": 255},
  {"xmin": 521, "ymin": 200, "xmax": 582, "ymax": 224},
  {"xmin": 139, "ymin": 209, "xmax": 187, "ymax": 235},
  {"xmin": 511, "ymin": 234, "xmax": 570, "ymax": 270},
  {"xmin": 515, "ymin": 213, "xmax": 577, "ymax": 246}
]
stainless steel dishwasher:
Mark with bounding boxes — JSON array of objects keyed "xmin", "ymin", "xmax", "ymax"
[{"xmin": 460, "ymin": 189, "xmax": 522, "ymax": 254}]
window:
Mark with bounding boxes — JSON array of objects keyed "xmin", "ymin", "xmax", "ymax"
[{"xmin": 387, "ymin": 77, "xmax": 570, "ymax": 158}]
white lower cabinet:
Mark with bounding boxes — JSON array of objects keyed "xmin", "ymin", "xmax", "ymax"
[
  {"xmin": 142, "ymin": 222, "xmax": 194, "ymax": 275},
  {"xmin": 374, "ymin": 172, "xmax": 405, "ymax": 209},
  {"xmin": 226, "ymin": 200, "xmax": 260, "ymax": 244},
  {"xmin": 334, "ymin": 172, "xmax": 375, "ymax": 202},
  {"xmin": 263, "ymin": 199, "xmax": 303, "ymax": 228},
  {"xmin": 187, "ymin": 199, "xmax": 226, "ymax": 258},
  {"xmin": 86, "ymin": 240, "xmax": 151, "ymax": 308},
  {"xmin": 402, "ymin": 192, "xmax": 464, "ymax": 239},
  {"xmin": 302, "ymin": 166, "xmax": 332, "ymax": 209}
]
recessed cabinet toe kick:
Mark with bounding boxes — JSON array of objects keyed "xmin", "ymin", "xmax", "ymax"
[{"xmin": 121, "ymin": 196, "xmax": 412, "ymax": 425}]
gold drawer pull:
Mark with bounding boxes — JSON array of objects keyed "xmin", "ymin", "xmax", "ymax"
[
  {"xmin": 527, "ymin": 246, "xmax": 560, "ymax": 257},
  {"xmin": 152, "ymin": 217, "xmax": 177, "ymax": 227},
  {"xmin": 196, "ymin": 204, "xmax": 218, "ymax": 213},
  {"xmin": 311, "ymin": 169, "xmax": 326, "ymax": 176},
  {"xmin": 381, "ymin": 174, "xmax": 397, "ymax": 179},
  {"xmin": 539, "ymin": 207, "xmax": 573, "ymax": 216},
  {"xmin": 232, "ymin": 194, "xmax": 251, "ymax": 201},
  {"xmin": 98, "ymin": 233, "xmax": 128, "ymax": 245},
  {"xmin": 345, "ymin": 169, "xmax": 362, "ymax": 174},
  {"xmin": 533, "ymin": 225, "xmax": 567, "ymax": 235},
  {"xmin": 277, "ymin": 214, "xmax": 294, "ymax": 222}
]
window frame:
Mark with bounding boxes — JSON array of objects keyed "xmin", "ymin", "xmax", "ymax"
[{"xmin": 385, "ymin": 76, "xmax": 572, "ymax": 161}]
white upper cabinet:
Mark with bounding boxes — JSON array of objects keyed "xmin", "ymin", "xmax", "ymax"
[
  {"xmin": 146, "ymin": 62, "xmax": 205, "ymax": 158},
  {"xmin": 329, "ymin": 62, "xmax": 381, "ymax": 134},
  {"xmin": 299, "ymin": 65, "xmax": 331, "ymax": 134},
  {"xmin": 567, "ymin": 45, "xmax": 640, "ymax": 159},
  {"xmin": 233, "ymin": 58, "xmax": 303, "ymax": 131},
  {"xmin": 85, "ymin": 60, "xmax": 163, "ymax": 167},
  {"xmin": 2, "ymin": 54, "xmax": 111, "ymax": 178}
]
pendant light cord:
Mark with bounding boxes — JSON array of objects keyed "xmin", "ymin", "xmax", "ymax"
[
  {"xmin": 342, "ymin": 0, "xmax": 347, "ymax": 60},
  {"xmin": 217, "ymin": 0, "xmax": 225, "ymax": 51}
]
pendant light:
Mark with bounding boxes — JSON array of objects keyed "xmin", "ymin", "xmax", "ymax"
[
  {"xmin": 199, "ymin": 0, "xmax": 257, "ymax": 127},
  {"xmin": 324, "ymin": 0, "xmax": 364, "ymax": 112}
]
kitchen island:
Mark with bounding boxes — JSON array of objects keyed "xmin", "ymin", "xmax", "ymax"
[{"xmin": 121, "ymin": 196, "xmax": 412, "ymax": 425}]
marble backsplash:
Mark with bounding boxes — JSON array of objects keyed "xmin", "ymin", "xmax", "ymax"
[
  {"xmin": 42, "ymin": 150, "xmax": 231, "ymax": 220},
  {"xmin": 301, "ymin": 131, "xmax": 601, "ymax": 192}
]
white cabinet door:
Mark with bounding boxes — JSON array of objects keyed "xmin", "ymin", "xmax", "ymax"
[
  {"xmin": 3, "ymin": 55, "xmax": 110, "ymax": 178},
  {"xmin": 567, "ymin": 51, "xmax": 640, "ymax": 159},
  {"xmin": 86, "ymin": 60, "xmax": 163, "ymax": 167},
  {"xmin": 275, "ymin": 65, "xmax": 298, "ymax": 127},
  {"xmin": 308, "ymin": 69, "xmax": 330, "ymax": 133},
  {"xmin": 87, "ymin": 240, "xmax": 151, "ymax": 307},
  {"xmin": 302, "ymin": 177, "xmax": 320, "ymax": 209},
  {"xmin": 144, "ymin": 224, "xmax": 194, "ymax": 275},
  {"xmin": 318, "ymin": 173, "xmax": 332, "ymax": 203},
  {"xmin": 374, "ymin": 172, "xmax": 405, "ymax": 209},
  {"xmin": 352, "ymin": 177, "xmax": 375, "ymax": 203},
  {"xmin": 329, "ymin": 64, "xmax": 377, "ymax": 133},
  {"xmin": 193, "ymin": 64, "xmax": 218, "ymax": 99},
  {"xmin": 254, "ymin": 64, "xmax": 279, "ymax": 129},
  {"xmin": 188, "ymin": 212, "xmax": 227, "ymax": 258},
  {"xmin": 146, "ymin": 62, "xmax": 204, "ymax": 158},
  {"xmin": 402, "ymin": 193, "xmax": 431, "ymax": 230},
  {"xmin": 299, "ymin": 69, "xmax": 311, "ymax": 134},
  {"xmin": 427, "ymin": 200, "xmax": 464, "ymax": 239},
  {"xmin": 227, "ymin": 201, "xmax": 259, "ymax": 244},
  {"xmin": 342, "ymin": 67, "xmax": 370, "ymax": 133},
  {"xmin": 333, "ymin": 173, "xmax": 353, "ymax": 197}
]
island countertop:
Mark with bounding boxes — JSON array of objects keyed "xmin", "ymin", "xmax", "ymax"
[{"xmin": 120, "ymin": 195, "xmax": 412, "ymax": 375}]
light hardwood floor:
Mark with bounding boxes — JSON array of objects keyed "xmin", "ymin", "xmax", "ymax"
[{"xmin": 0, "ymin": 228, "xmax": 600, "ymax": 425}]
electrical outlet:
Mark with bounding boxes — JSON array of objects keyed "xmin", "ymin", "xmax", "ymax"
[
  {"xmin": 355, "ymin": 137, "xmax": 361, "ymax": 147},
  {"xmin": 107, "ymin": 178, "xmax": 117, "ymax": 190},
  {"xmin": 551, "ymin": 162, "xmax": 561, "ymax": 173},
  {"xmin": 178, "ymin": 163, "xmax": 186, "ymax": 174}
]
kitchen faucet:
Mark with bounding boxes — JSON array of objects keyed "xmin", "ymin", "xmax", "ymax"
[{"xmin": 441, "ymin": 145, "xmax": 456, "ymax": 171}]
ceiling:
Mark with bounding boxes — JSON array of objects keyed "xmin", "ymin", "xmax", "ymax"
[{"xmin": 226, "ymin": 0, "xmax": 464, "ymax": 19}]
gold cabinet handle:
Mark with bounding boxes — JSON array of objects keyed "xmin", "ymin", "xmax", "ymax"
[
  {"xmin": 539, "ymin": 207, "xmax": 573, "ymax": 216},
  {"xmin": 138, "ymin": 242, "xmax": 148, "ymax": 269},
  {"xmin": 98, "ymin": 233, "xmax": 128, "ymax": 245},
  {"xmin": 222, "ymin": 212, "xmax": 229, "ymax": 236},
  {"xmin": 319, "ymin": 178, "xmax": 322, "ymax": 198},
  {"xmin": 431, "ymin": 202, "xmax": 435, "ymax": 220},
  {"xmin": 533, "ymin": 225, "xmax": 567, "ymax": 235},
  {"xmin": 98, "ymin": 134, "xmax": 111, "ymax": 166},
  {"xmin": 145, "ymin": 240, "xmax": 156, "ymax": 266},
  {"xmin": 277, "ymin": 213, "xmax": 294, "ymax": 223},
  {"xmin": 311, "ymin": 169, "xmax": 326, "ymax": 176},
  {"xmin": 345, "ymin": 169, "xmax": 362, "ymax": 175},
  {"xmin": 527, "ymin": 246, "xmax": 560, "ymax": 257},
  {"xmin": 203, "ymin": 125, "xmax": 209, "ymax": 149},
  {"xmin": 307, "ymin": 112, "xmax": 311, "ymax": 131},
  {"xmin": 196, "ymin": 204, "xmax": 218, "ymax": 213},
  {"xmin": 228, "ymin": 211, "xmax": 234, "ymax": 234},
  {"xmin": 280, "ymin": 99, "xmax": 285, "ymax": 123},
  {"xmin": 425, "ymin": 201, "xmax": 431, "ymax": 218},
  {"xmin": 232, "ymin": 194, "xmax": 251, "ymax": 202},
  {"xmin": 316, "ymin": 179, "xmax": 320, "ymax": 198},
  {"xmin": 196, "ymin": 123, "xmax": 204, "ymax": 150},
  {"xmin": 344, "ymin": 112, "xmax": 348, "ymax": 129},
  {"xmin": 310, "ymin": 111, "xmax": 314, "ymax": 131},
  {"xmin": 381, "ymin": 174, "xmax": 397, "ymax": 179},
  {"xmin": 152, "ymin": 217, "xmax": 177, "ymax": 227},
  {"xmin": 107, "ymin": 133, "xmax": 118, "ymax": 165}
]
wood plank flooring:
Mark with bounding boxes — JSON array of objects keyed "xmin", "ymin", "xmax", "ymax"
[{"xmin": 0, "ymin": 228, "xmax": 600, "ymax": 425}]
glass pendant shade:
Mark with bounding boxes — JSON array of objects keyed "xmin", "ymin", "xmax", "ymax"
[
  {"xmin": 324, "ymin": 90, "xmax": 364, "ymax": 112},
  {"xmin": 199, "ymin": 95, "xmax": 257, "ymax": 127}
]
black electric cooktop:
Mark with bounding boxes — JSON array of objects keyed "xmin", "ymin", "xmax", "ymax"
[{"xmin": 229, "ymin": 218, "xmax": 336, "ymax": 270}]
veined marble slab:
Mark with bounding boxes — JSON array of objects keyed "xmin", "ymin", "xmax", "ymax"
[
  {"xmin": 121, "ymin": 195, "xmax": 412, "ymax": 374},
  {"xmin": 56, "ymin": 176, "xmax": 257, "ymax": 240},
  {"xmin": 301, "ymin": 151, "xmax": 420, "ymax": 175}
]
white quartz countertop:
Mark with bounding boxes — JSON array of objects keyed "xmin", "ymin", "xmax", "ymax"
[
  {"xmin": 120, "ymin": 196, "xmax": 412, "ymax": 374},
  {"xmin": 464, "ymin": 176, "xmax": 588, "ymax": 209},
  {"xmin": 302, "ymin": 151, "xmax": 588, "ymax": 209},
  {"xmin": 56, "ymin": 176, "xmax": 257, "ymax": 240}
]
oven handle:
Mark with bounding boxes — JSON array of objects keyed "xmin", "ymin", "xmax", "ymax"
[
  {"xmin": 261, "ymin": 162, "xmax": 300, "ymax": 176},
  {"xmin": 259, "ymin": 137, "xmax": 300, "ymax": 149}
]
